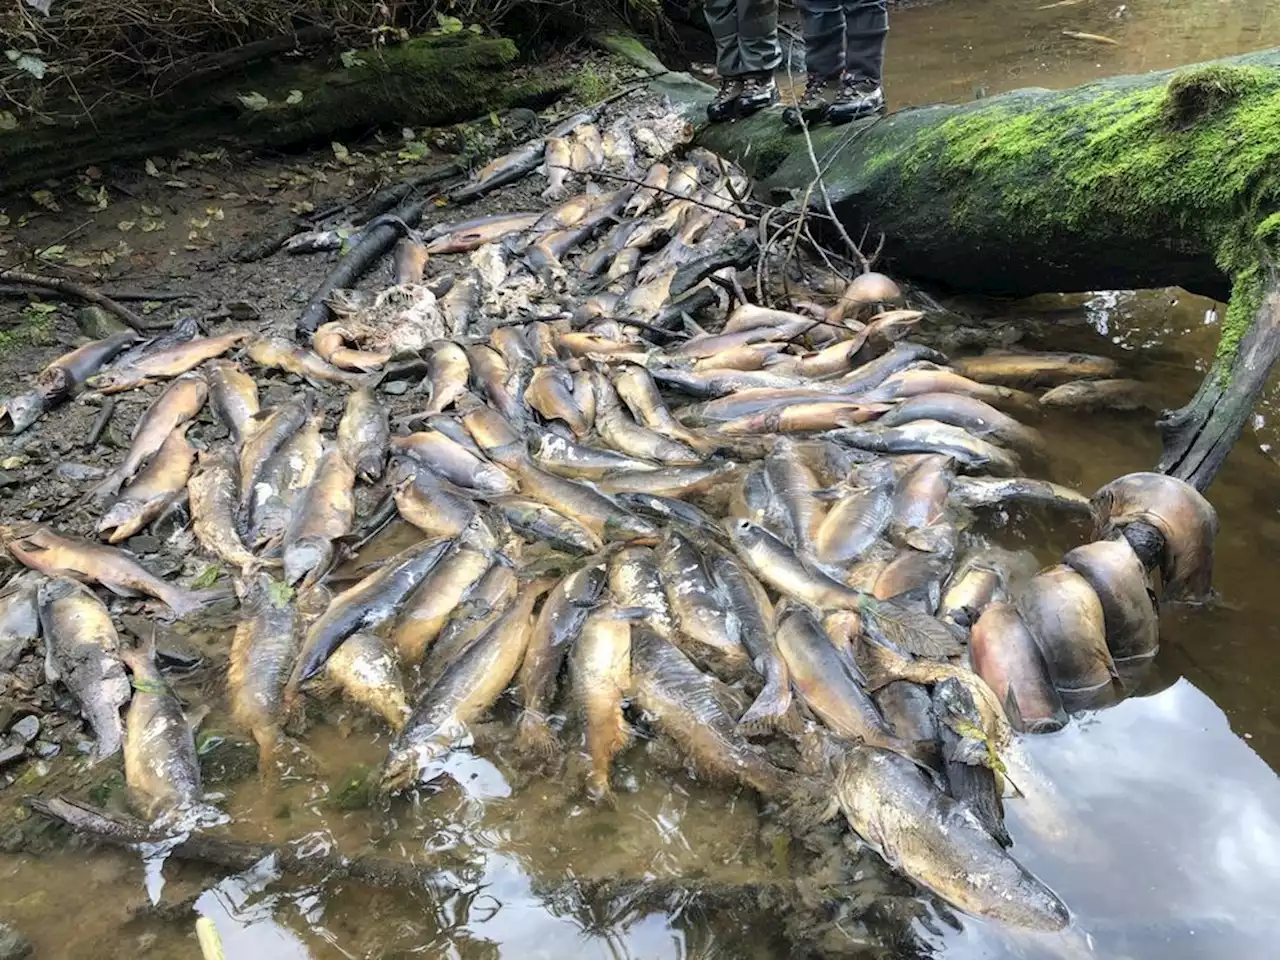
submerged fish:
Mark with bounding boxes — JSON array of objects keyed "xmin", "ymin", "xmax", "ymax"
[
  {"xmin": 571, "ymin": 603, "xmax": 636, "ymax": 803},
  {"xmin": 952, "ymin": 351, "xmax": 1119, "ymax": 388},
  {"xmin": 381, "ymin": 581, "xmax": 549, "ymax": 793},
  {"xmin": 969, "ymin": 602, "xmax": 1067, "ymax": 734},
  {"xmin": 229, "ymin": 574, "xmax": 300, "ymax": 770},
  {"xmin": 835, "ymin": 746, "xmax": 1069, "ymax": 930},
  {"xmin": 121, "ymin": 639, "xmax": 204, "ymax": 821}
]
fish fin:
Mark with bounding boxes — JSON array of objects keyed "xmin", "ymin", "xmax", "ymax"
[
  {"xmin": 514, "ymin": 710, "xmax": 558, "ymax": 759},
  {"xmin": 1003, "ymin": 687, "xmax": 1026, "ymax": 733},
  {"xmin": 736, "ymin": 675, "xmax": 795, "ymax": 738},
  {"xmin": 90, "ymin": 470, "xmax": 124, "ymax": 502}
]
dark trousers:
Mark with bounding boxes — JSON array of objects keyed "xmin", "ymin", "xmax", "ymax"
[
  {"xmin": 799, "ymin": 0, "xmax": 889, "ymax": 83},
  {"xmin": 703, "ymin": 0, "xmax": 782, "ymax": 78}
]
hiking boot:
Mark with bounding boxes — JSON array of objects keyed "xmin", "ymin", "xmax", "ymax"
[
  {"xmin": 737, "ymin": 73, "xmax": 778, "ymax": 116},
  {"xmin": 783, "ymin": 73, "xmax": 836, "ymax": 128},
  {"xmin": 828, "ymin": 75, "xmax": 885, "ymax": 124},
  {"xmin": 707, "ymin": 77, "xmax": 743, "ymax": 123}
]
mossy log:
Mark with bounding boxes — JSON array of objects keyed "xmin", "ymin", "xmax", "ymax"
[
  {"xmin": 695, "ymin": 49, "xmax": 1280, "ymax": 490},
  {"xmin": 0, "ymin": 34, "xmax": 567, "ymax": 194}
]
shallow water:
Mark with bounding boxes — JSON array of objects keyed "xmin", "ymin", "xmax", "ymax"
[{"xmin": 5, "ymin": 5, "xmax": 1280, "ymax": 959}]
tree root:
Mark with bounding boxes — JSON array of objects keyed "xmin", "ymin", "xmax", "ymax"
[{"xmin": 0, "ymin": 269, "xmax": 171, "ymax": 331}]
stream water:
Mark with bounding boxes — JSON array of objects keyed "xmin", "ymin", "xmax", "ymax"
[{"xmin": 3, "ymin": 3, "xmax": 1280, "ymax": 958}]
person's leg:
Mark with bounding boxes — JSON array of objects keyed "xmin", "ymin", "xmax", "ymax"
[
  {"xmin": 736, "ymin": 0, "xmax": 782, "ymax": 114},
  {"xmin": 783, "ymin": 0, "xmax": 845, "ymax": 127},
  {"xmin": 828, "ymin": 0, "xmax": 888, "ymax": 122},
  {"xmin": 703, "ymin": 0, "xmax": 747, "ymax": 122}
]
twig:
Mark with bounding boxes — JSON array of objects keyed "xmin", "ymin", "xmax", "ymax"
[
  {"xmin": 0, "ymin": 286, "xmax": 195, "ymax": 302},
  {"xmin": 85, "ymin": 398, "xmax": 116, "ymax": 448},
  {"xmin": 0, "ymin": 268, "xmax": 169, "ymax": 331}
]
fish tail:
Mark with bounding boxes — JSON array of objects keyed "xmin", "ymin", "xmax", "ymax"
[
  {"xmin": 514, "ymin": 710, "xmax": 558, "ymax": 758},
  {"xmin": 252, "ymin": 724, "xmax": 280, "ymax": 777},
  {"xmin": 736, "ymin": 676, "xmax": 795, "ymax": 737},
  {"xmin": 90, "ymin": 469, "xmax": 124, "ymax": 502}
]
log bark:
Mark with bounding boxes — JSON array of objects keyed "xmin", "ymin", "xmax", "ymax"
[{"xmin": 693, "ymin": 49, "xmax": 1280, "ymax": 489}]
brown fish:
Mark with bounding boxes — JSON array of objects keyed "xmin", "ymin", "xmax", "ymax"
[
  {"xmin": 7, "ymin": 524, "xmax": 205, "ymax": 618},
  {"xmin": 624, "ymin": 163, "xmax": 670, "ymax": 216},
  {"xmin": 189, "ymin": 449, "xmax": 261, "ymax": 574},
  {"xmin": 969, "ymin": 602, "xmax": 1067, "ymax": 733},
  {"xmin": 238, "ymin": 392, "xmax": 313, "ymax": 509},
  {"xmin": 541, "ymin": 137, "xmax": 574, "ymax": 201},
  {"xmin": 88, "ymin": 331, "xmax": 253, "ymax": 393},
  {"xmin": 338, "ymin": 386, "xmax": 389, "ymax": 482},
  {"xmin": 1092, "ymin": 472, "xmax": 1217, "ymax": 602},
  {"xmin": 1040, "ymin": 378, "xmax": 1161, "ymax": 412},
  {"xmin": 890, "ymin": 454, "xmax": 955, "ymax": 553},
  {"xmin": 392, "ymin": 239, "xmax": 429, "ymax": 285},
  {"xmin": 390, "ymin": 430, "xmax": 517, "ymax": 496},
  {"xmin": 1017, "ymin": 565, "xmax": 1118, "ymax": 695},
  {"xmin": 952, "ymin": 351, "xmax": 1120, "ymax": 388},
  {"xmin": 593, "ymin": 372, "xmax": 700, "ymax": 465},
  {"xmin": 229, "ymin": 573, "xmax": 299, "ymax": 769},
  {"xmin": 424, "ymin": 212, "xmax": 542, "ymax": 254},
  {"xmin": 424, "ymin": 340, "xmax": 472, "ymax": 415},
  {"xmin": 862, "ymin": 367, "xmax": 1038, "ymax": 414},
  {"xmin": 320, "ymin": 632, "xmax": 411, "ymax": 731},
  {"xmin": 571, "ymin": 603, "xmax": 635, "ymax": 803},
  {"xmin": 93, "ymin": 373, "xmax": 207, "ymax": 499},
  {"xmin": 392, "ymin": 463, "xmax": 477, "ymax": 538},
  {"xmin": 389, "ymin": 532, "xmax": 495, "ymax": 665},
  {"xmin": 527, "ymin": 364, "xmax": 591, "ymax": 436},
  {"xmin": 281, "ymin": 445, "xmax": 356, "ymax": 588},
  {"xmin": 1, "ymin": 329, "xmax": 138, "ymax": 433},
  {"xmin": 249, "ymin": 336, "xmax": 371, "ymax": 387},
  {"xmin": 313, "ymin": 322, "xmax": 391, "ymax": 373},
  {"xmin": 206, "ymin": 360, "xmax": 260, "ymax": 446},
  {"xmin": 1063, "ymin": 538, "xmax": 1159, "ymax": 661},
  {"xmin": 97, "ymin": 424, "xmax": 194, "ymax": 544}
]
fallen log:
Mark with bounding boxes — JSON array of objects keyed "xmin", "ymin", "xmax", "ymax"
[
  {"xmin": 693, "ymin": 49, "xmax": 1280, "ymax": 490},
  {"xmin": 0, "ymin": 269, "xmax": 171, "ymax": 331}
]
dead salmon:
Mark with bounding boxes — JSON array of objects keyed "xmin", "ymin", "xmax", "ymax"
[
  {"xmin": 496, "ymin": 497, "xmax": 601, "ymax": 554},
  {"xmin": 390, "ymin": 429, "xmax": 516, "ymax": 496},
  {"xmin": 527, "ymin": 364, "xmax": 591, "ymax": 436},
  {"xmin": 952, "ymin": 351, "xmax": 1120, "ymax": 388},
  {"xmin": 392, "ymin": 462, "xmax": 477, "ymax": 538},
  {"xmin": 516, "ymin": 462, "xmax": 658, "ymax": 542},
  {"xmin": 609, "ymin": 546, "xmax": 677, "ymax": 641},
  {"xmin": 419, "ymin": 562, "xmax": 518, "ymax": 691},
  {"xmin": 9, "ymin": 524, "xmax": 204, "ymax": 618},
  {"xmin": 238, "ymin": 392, "xmax": 313, "ymax": 509},
  {"xmin": 312, "ymin": 322, "xmax": 391, "ymax": 373},
  {"xmin": 206, "ymin": 360, "xmax": 260, "ymax": 446},
  {"xmin": 97, "ymin": 424, "xmax": 194, "ymax": 544},
  {"xmin": 338, "ymin": 386, "xmax": 389, "ymax": 482},
  {"xmin": 969, "ymin": 602, "xmax": 1067, "ymax": 734},
  {"xmin": 665, "ymin": 162, "xmax": 700, "ymax": 199},
  {"xmin": 1039, "ymin": 378, "xmax": 1161, "ymax": 412},
  {"xmin": 571, "ymin": 603, "xmax": 636, "ymax": 803},
  {"xmin": 189, "ymin": 449, "xmax": 261, "ymax": 575},
  {"xmin": 287, "ymin": 536, "xmax": 454, "ymax": 699},
  {"xmin": 814, "ymin": 466, "xmax": 896, "ymax": 567},
  {"xmin": 716, "ymin": 401, "xmax": 889, "ymax": 436},
  {"xmin": 1017, "ymin": 565, "xmax": 1118, "ymax": 698},
  {"xmin": 878, "ymin": 392, "xmax": 1047, "ymax": 459},
  {"xmin": 392, "ymin": 238, "xmax": 429, "ymax": 285},
  {"xmin": 282, "ymin": 445, "xmax": 356, "ymax": 588},
  {"xmin": 594, "ymin": 461, "xmax": 740, "ymax": 499},
  {"xmin": 832, "ymin": 420, "xmax": 1021, "ymax": 476},
  {"xmin": 88, "ymin": 330, "xmax": 253, "ymax": 393},
  {"xmin": 593, "ymin": 372, "xmax": 700, "ymax": 464},
  {"xmin": 516, "ymin": 562, "xmax": 608, "ymax": 756},
  {"xmin": 775, "ymin": 599, "xmax": 917, "ymax": 756},
  {"xmin": 631, "ymin": 627, "xmax": 797, "ymax": 800},
  {"xmin": 120, "ymin": 638, "xmax": 204, "ymax": 821},
  {"xmin": 933, "ymin": 675, "xmax": 1011, "ymax": 847},
  {"xmin": 381, "ymin": 580, "xmax": 550, "ymax": 793},
  {"xmin": 248, "ymin": 413, "xmax": 323, "ymax": 551},
  {"xmin": 389, "ymin": 528, "xmax": 495, "ymax": 664},
  {"xmin": 573, "ymin": 123, "xmax": 605, "ymax": 168},
  {"xmin": 624, "ymin": 163, "xmax": 670, "ymax": 216},
  {"xmin": 861, "ymin": 366, "xmax": 1039, "ymax": 414},
  {"xmin": 0, "ymin": 573, "xmax": 40, "ymax": 671},
  {"xmin": 1062, "ymin": 538, "xmax": 1158, "ymax": 661},
  {"xmin": 541, "ymin": 137, "xmax": 574, "ymax": 200},
  {"xmin": 93, "ymin": 373, "xmax": 207, "ymax": 500},
  {"xmin": 0, "ymin": 329, "xmax": 138, "ymax": 433},
  {"xmin": 319, "ymin": 632, "xmax": 410, "ymax": 731},
  {"xmin": 938, "ymin": 558, "xmax": 1007, "ymax": 629},
  {"xmin": 611, "ymin": 363, "xmax": 717, "ymax": 454},
  {"xmin": 424, "ymin": 212, "xmax": 542, "ymax": 254},
  {"xmin": 249, "ymin": 336, "xmax": 371, "ymax": 388},
  {"xmin": 727, "ymin": 518, "xmax": 867, "ymax": 611},
  {"xmin": 765, "ymin": 438, "xmax": 826, "ymax": 553},
  {"xmin": 465, "ymin": 342, "xmax": 528, "ymax": 427},
  {"xmin": 1091, "ymin": 471, "xmax": 1217, "ymax": 602},
  {"xmin": 38, "ymin": 577, "xmax": 130, "ymax": 761},
  {"xmin": 533, "ymin": 429, "xmax": 658, "ymax": 480},
  {"xmin": 950, "ymin": 476, "xmax": 1092, "ymax": 516},
  {"xmin": 229, "ymin": 573, "xmax": 299, "ymax": 769},
  {"xmin": 657, "ymin": 532, "xmax": 751, "ymax": 682},
  {"xmin": 890, "ymin": 454, "xmax": 955, "ymax": 552},
  {"xmin": 424, "ymin": 340, "xmax": 471, "ymax": 415},
  {"xmin": 834, "ymin": 746, "xmax": 1069, "ymax": 930}
]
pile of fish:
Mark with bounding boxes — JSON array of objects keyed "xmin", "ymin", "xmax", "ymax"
[{"xmin": 0, "ymin": 104, "xmax": 1221, "ymax": 936}]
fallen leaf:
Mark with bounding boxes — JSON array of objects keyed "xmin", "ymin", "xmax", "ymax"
[
  {"xmin": 206, "ymin": 206, "xmax": 224, "ymax": 221},
  {"xmin": 340, "ymin": 50, "xmax": 365, "ymax": 69},
  {"xmin": 84, "ymin": 166, "xmax": 101, "ymax": 180},
  {"xmin": 192, "ymin": 565, "xmax": 222, "ymax": 589},
  {"xmin": 237, "ymin": 91, "xmax": 270, "ymax": 112},
  {"xmin": 189, "ymin": 217, "xmax": 210, "ymax": 229},
  {"xmin": 145, "ymin": 158, "xmax": 161, "ymax": 177},
  {"xmin": 30, "ymin": 189, "xmax": 59, "ymax": 211},
  {"xmin": 141, "ymin": 219, "xmax": 164, "ymax": 233},
  {"xmin": 285, "ymin": 89, "xmax": 304, "ymax": 105},
  {"xmin": 1, "ymin": 455, "xmax": 29, "ymax": 469},
  {"xmin": 0, "ymin": 111, "xmax": 16, "ymax": 131},
  {"xmin": 290, "ymin": 200, "xmax": 315, "ymax": 215},
  {"xmin": 117, "ymin": 220, "xmax": 135, "ymax": 232},
  {"xmin": 66, "ymin": 254, "xmax": 96, "ymax": 267},
  {"xmin": 331, "ymin": 141, "xmax": 352, "ymax": 164},
  {"xmin": 164, "ymin": 179, "xmax": 188, "ymax": 189},
  {"xmin": 436, "ymin": 13, "xmax": 464, "ymax": 34},
  {"xmin": 141, "ymin": 203, "xmax": 161, "ymax": 216},
  {"xmin": 0, "ymin": 213, "xmax": 9, "ymax": 227},
  {"xmin": 6, "ymin": 51, "xmax": 46, "ymax": 80},
  {"xmin": 36, "ymin": 244, "xmax": 65, "ymax": 261}
]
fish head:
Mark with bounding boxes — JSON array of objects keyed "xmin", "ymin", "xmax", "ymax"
[
  {"xmin": 0, "ymin": 390, "xmax": 46, "ymax": 434},
  {"xmin": 379, "ymin": 738, "xmax": 453, "ymax": 796},
  {"xmin": 96, "ymin": 500, "xmax": 144, "ymax": 545}
]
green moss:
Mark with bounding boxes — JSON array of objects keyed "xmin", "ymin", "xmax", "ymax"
[
  {"xmin": 0, "ymin": 309, "xmax": 56, "ymax": 354},
  {"xmin": 574, "ymin": 62, "xmax": 618, "ymax": 104},
  {"xmin": 591, "ymin": 33, "xmax": 668, "ymax": 75}
]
